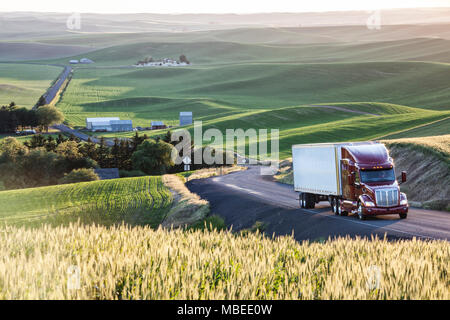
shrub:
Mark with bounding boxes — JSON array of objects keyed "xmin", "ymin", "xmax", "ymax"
[{"xmin": 59, "ymin": 168, "xmax": 99, "ymax": 184}]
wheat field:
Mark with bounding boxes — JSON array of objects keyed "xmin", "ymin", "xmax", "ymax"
[{"xmin": 0, "ymin": 223, "xmax": 448, "ymax": 300}]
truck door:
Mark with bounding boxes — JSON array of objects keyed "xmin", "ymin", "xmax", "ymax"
[{"xmin": 341, "ymin": 160, "xmax": 356, "ymax": 200}]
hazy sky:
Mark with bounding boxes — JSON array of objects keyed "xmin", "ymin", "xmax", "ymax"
[{"xmin": 1, "ymin": 0, "xmax": 450, "ymax": 13}]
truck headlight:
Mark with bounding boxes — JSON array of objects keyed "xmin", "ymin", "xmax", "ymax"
[
  {"xmin": 400, "ymin": 193, "xmax": 408, "ymax": 206},
  {"xmin": 364, "ymin": 201, "xmax": 375, "ymax": 207}
]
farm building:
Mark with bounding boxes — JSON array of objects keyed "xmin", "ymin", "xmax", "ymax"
[
  {"xmin": 85, "ymin": 117, "xmax": 132, "ymax": 132},
  {"xmin": 180, "ymin": 112, "xmax": 193, "ymax": 126},
  {"xmin": 69, "ymin": 60, "xmax": 79, "ymax": 64},
  {"xmin": 151, "ymin": 121, "xmax": 167, "ymax": 130},
  {"xmin": 80, "ymin": 58, "xmax": 94, "ymax": 64}
]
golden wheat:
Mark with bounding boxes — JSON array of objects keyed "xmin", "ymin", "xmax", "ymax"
[{"xmin": 0, "ymin": 223, "xmax": 448, "ymax": 300}]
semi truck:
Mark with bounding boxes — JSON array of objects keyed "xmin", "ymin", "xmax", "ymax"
[{"xmin": 292, "ymin": 142, "xmax": 408, "ymax": 220}]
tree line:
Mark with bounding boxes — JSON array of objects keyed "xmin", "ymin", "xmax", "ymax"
[
  {"xmin": 0, "ymin": 131, "xmax": 233, "ymax": 191},
  {"xmin": 0, "ymin": 102, "xmax": 64, "ymax": 133}
]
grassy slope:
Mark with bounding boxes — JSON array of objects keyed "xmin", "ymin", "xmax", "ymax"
[
  {"xmin": 0, "ymin": 63, "xmax": 62, "ymax": 108},
  {"xmin": 381, "ymin": 117, "xmax": 450, "ymax": 139},
  {"xmin": 382, "ymin": 135, "xmax": 450, "ymax": 210},
  {"xmin": 0, "ymin": 176, "xmax": 173, "ymax": 227}
]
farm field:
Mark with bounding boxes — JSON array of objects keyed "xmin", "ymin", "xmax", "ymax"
[
  {"xmin": 57, "ymin": 61, "xmax": 450, "ymax": 159},
  {"xmin": 0, "ymin": 176, "xmax": 173, "ymax": 227},
  {"xmin": 0, "ymin": 224, "xmax": 448, "ymax": 299},
  {"xmin": 0, "ymin": 63, "xmax": 62, "ymax": 108},
  {"xmin": 382, "ymin": 117, "xmax": 450, "ymax": 139}
]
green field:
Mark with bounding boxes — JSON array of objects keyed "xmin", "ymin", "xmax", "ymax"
[
  {"xmin": 0, "ymin": 176, "xmax": 173, "ymax": 227},
  {"xmin": 56, "ymin": 60, "xmax": 450, "ymax": 158},
  {"xmin": 0, "ymin": 63, "xmax": 62, "ymax": 108}
]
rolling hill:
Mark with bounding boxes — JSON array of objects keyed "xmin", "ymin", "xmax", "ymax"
[{"xmin": 0, "ymin": 176, "xmax": 173, "ymax": 227}]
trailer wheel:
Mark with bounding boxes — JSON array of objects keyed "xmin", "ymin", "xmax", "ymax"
[
  {"xmin": 299, "ymin": 193, "xmax": 305, "ymax": 208},
  {"xmin": 357, "ymin": 203, "xmax": 366, "ymax": 220},
  {"xmin": 306, "ymin": 193, "xmax": 315, "ymax": 209}
]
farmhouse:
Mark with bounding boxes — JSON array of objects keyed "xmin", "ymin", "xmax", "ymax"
[
  {"xmin": 85, "ymin": 117, "xmax": 133, "ymax": 132},
  {"xmin": 180, "ymin": 112, "xmax": 193, "ymax": 126},
  {"xmin": 151, "ymin": 121, "xmax": 167, "ymax": 130}
]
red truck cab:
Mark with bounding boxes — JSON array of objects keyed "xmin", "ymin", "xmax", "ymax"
[{"xmin": 338, "ymin": 144, "xmax": 408, "ymax": 219}]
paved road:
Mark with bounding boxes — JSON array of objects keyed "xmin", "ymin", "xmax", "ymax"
[
  {"xmin": 42, "ymin": 66, "xmax": 72, "ymax": 105},
  {"xmin": 52, "ymin": 124, "xmax": 118, "ymax": 147},
  {"xmin": 187, "ymin": 166, "xmax": 449, "ymax": 241}
]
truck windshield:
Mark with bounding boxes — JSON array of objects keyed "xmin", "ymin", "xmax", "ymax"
[{"xmin": 360, "ymin": 168, "xmax": 395, "ymax": 183}]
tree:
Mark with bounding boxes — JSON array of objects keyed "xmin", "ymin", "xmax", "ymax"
[
  {"xmin": 131, "ymin": 139, "xmax": 174, "ymax": 175},
  {"xmin": 55, "ymin": 140, "xmax": 97, "ymax": 172},
  {"xmin": 36, "ymin": 95, "xmax": 46, "ymax": 108},
  {"xmin": 96, "ymin": 137, "xmax": 110, "ymax": 167},
  {"xmin": 0, "ymin": 137, "xmax": 27, "ymax": 162},
  {"xmin": 59, "ymin": 168, "xmax": 99, "ymax": 184},
  {"xmin": 179, "ymin": 54, "xmax": 190, "ymax": 64},
  {"xmin": 36, "ymin": 105, "xmax": 64, "ymax": 132},
  {"xmin": 19, "ymin": 148, "xmax": 61, "ymax": 187},
  {"xmin": 130, "ymin": 132, "xmax": 146, "ymax": 152},
  {"xmin": 162, "ymin": 130, "xmax": 173, "ymax": 144}
]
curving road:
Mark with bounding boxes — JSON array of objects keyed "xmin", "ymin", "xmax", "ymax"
[{"xmin": 187, "ymin": 166, "xmax": 450, "ymax": 241}]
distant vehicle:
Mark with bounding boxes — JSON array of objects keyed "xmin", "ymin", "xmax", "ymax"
[
  {"xmin": 69, "ymin": 60, "xmax": 79, "ymax": 64},
  {"xmin": 15, "ymin": 129, "xmax": 36, "ymax": 136},
  {"xmin": 292, "ymin": 142, "xmax": 408, "ymax": 220},
  {"xmin": 151, "ymin": 121, "xmax": 167, "ymax": 130}
]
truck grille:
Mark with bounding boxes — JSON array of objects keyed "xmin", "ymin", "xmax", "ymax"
[{"xmin": 375, "ymin": 189, "xmax": 398, "ymax": 207}]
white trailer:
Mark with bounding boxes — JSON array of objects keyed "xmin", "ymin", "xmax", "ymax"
[{"xmin": 292, "ymin": 143, "xmax": 342, "ymax": 196}]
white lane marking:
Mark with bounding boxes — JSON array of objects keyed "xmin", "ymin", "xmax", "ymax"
[{"xmin": 222, "ymin": 183, "xmax": 265, "ymax": 197}]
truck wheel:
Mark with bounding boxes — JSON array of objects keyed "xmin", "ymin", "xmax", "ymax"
[
  {"xmin": 399, "ymin": 213, "xmax": 407, "ymax": 219},
  {"xmin": 337, "ymin": 200, "xmax": 348, "ymax": 216},
  {"xmin": 357, "ymin": 203, "xmax": 366, "ymax": 220}
]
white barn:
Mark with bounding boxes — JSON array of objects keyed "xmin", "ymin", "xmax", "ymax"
[
  {"xmin": 86, "ymin": 117, "xmax": 120, "ymax": 130},
  {"xmin": 85, "ymin": 117, "xmax": 133, "ymax": 132}
]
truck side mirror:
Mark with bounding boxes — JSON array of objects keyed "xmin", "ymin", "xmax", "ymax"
[{"xmin": 401, "ymin": 171, "xmax": 407, "ymax": 183}]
